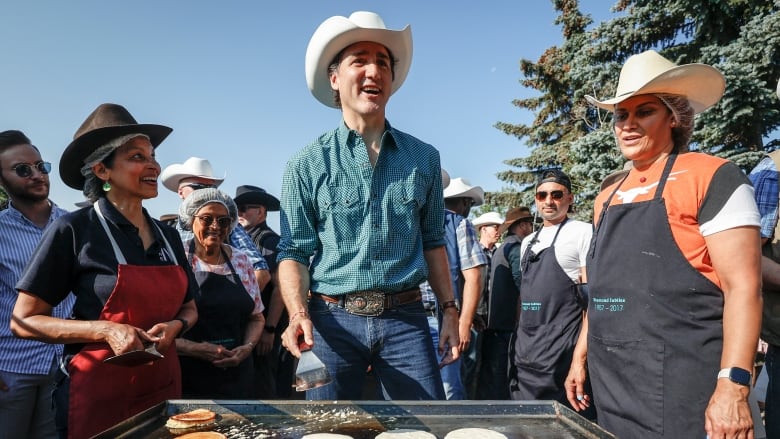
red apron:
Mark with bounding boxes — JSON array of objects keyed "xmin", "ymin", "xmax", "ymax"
[{"xmin": 66, "ymin": 204, "xmax": 187, "ymax": 439}]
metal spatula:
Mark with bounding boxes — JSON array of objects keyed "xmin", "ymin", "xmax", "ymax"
[{"xmin": 294, "ymin": 348, "xmax": 332, "ymax": 392}]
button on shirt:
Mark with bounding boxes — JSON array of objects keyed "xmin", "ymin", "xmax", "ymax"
[
  {"xmin": 0, "ymin": 201, "xmax": 75, "ymax": 375},
  {"xmin": 278, "ymin": 121, "xmax": 446, "ymax": 295}
]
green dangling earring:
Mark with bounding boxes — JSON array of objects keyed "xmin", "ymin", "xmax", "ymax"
[{"xmin": 102, "ymin": 181, "xmax": 111, "ymax": 192}]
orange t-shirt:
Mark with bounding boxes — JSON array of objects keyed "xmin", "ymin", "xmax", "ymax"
[{"xmin": 594, "ymin": 152, "xmax": 757, "ymax": 287}]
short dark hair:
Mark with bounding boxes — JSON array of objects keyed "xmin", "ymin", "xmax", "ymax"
[{"xmin": 0, "ymin": 130, "xmax": 38, "ymax": 167}]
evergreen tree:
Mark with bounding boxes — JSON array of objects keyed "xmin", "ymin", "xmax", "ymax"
[{"xmin": 493, "ymin": 0, "xmax": 780, "ymax": 221}]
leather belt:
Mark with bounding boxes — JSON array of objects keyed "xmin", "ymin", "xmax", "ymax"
[{"xmin": 311, "ymin": 288, "xmax": 421, "ymax": 316}]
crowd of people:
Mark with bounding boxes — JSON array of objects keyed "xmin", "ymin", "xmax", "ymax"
[{"xmin": 0, "ymin": 9, "xmax": 777, "ymax": 439}]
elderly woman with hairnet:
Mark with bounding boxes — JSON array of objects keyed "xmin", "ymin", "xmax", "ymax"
[
  {"xmin": 564, "ymin": 51, "xmax": 762, "ymax": 439},
  {"xmin": 176, "ymin": 188, "xmax": 265, "ymax": 398},
  {"xmin": 11, "ymin": 103, "xmax": 199, "ymax": 439}
]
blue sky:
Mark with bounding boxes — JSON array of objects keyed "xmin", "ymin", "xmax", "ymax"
[{"xmin": 1, "ymin": 1, "xmax": 613, "ymax": 229}]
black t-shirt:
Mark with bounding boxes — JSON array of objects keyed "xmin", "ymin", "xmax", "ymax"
[{"xmin": 16, "ymin": 197, "xmax": 197, "ymax": 323}]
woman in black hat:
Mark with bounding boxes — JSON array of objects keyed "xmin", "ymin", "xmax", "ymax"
[{"xmin": 10, "ymin": 103, "xmax": 198, "ymax": 439}]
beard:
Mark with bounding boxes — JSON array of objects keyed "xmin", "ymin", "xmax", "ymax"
[{"xmin": 0, "ymin": 176, "xmax": 50, "ymax": 203}]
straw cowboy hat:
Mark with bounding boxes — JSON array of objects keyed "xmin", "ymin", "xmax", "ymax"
[
  {"xmin": 160, "ymin": 157, "xmax": 225, "ymax": 193},
  {"xmin": 60, "ymin": 103, "xmax": 172, "ymax": 190},
  {"xmin": 443, "ymin": 177, "xmax": 484, "ymax": 206},
  {"xmin": 586, "ymin": 50, "xmax": 725, "ymax": 114},
  {"xmin": 472, "ymin": 212, "xmax": 504, "ymax": 229},
  {"xmin": 234, "ymin": 185, "xmax": 281, "ymax": 211},
  {"xmin": 498, "ymin": 207, "xmax": 536, "ymax": 235},
  {"xmin": 305, "ymin": 11, "xmax": 413, "ymax": 108}
]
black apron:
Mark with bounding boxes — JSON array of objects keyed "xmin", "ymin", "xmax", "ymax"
[
  {"xmin": 510, "ymin": 219, "xmax": 595, "ymax": 419},
  {"xmin": 587, "ymin": 154, "xmax": 723, "ymax": 438},
  {"xmin": 180, "ymin": 244, "xmax": 256, "ymax": 399}
]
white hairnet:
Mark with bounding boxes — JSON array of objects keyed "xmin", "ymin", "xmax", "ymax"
[{"xmin": 178, "ymin": 187, "xmax": 238, "ymax": 232}]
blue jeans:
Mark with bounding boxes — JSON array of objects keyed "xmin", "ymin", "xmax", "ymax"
[
  {"xmin": 475, "ymin": 329, "xmax": 512, "ymax": 400},
  {"xmin": 0, "ymin": 359, "xmax": 58, "ymax": 439},
  {"xmin": 765, "ymin": 344, "xmax": 780, "ymax": 437},
  {"xmin": 307, "ymin": 298, "xmax": 445, "ymax": 400},
  {"xmin": 427, "ymin": 315, "xmax": 465, "ymax": 400}
]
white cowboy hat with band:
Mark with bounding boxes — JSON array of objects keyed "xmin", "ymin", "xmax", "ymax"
[
  {"xmin": 305, "ymin": 11, "xmax": 413, "ymax": 108},
  {"xmin": 443, "ymin": 177, "xmax": 484, "ymax": 206},
  {"xmin": 160, "ymin": 157, "xmax": 225, "ymax": 193},
  {"xmin": 586, "ymin": 50, "xmax": 725, "ymax": 114},
  {"xmin": 472, "ymin": 212, "xmax": 504, "ymax": 228}
]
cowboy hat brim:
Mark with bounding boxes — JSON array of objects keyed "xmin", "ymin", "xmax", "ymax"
[
  {"xmin": 60, "ymin": 124, "xmax": 172, "ymax": 190},
  {"xmin": 234, "ymin": 191, "xmax": 281, "ymax": 211},
  {"xmin": 305, "ymin": 13, "xmax": 412, "ymax": 108},
  {"xmin": 586, "ymin": 63, "xmax": 725, "ymax": 114},
  {"xmin": 497, "ymin": 216, "xmax": 537, "ymax": 236}
]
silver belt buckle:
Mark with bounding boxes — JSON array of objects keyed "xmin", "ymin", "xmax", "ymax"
[{"xmin": 344, "ymin": 290, "xmax": 385, "ymax": 316}]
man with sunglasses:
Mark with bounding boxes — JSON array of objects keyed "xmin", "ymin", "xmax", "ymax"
[
  {"xmin": 161, "ymin": 158, "xmax": 271, "ymax": 292},
  {"xmin": 509, "ymin": 169, "xmax": 596, "ymax": 419},
  {"xmin": 0, "ymin": 130, "xmax": 75, "ymax": 438}
]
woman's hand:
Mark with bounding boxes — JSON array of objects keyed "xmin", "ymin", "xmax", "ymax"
[
  {"xmin": 212, "ymin": 344, "xmax": 254, "ymax": 368},
  {"xmin": 256, "ymin": 331, "xmax": 274, "ymax": 356},
  {"xmin": 104, "ymin": 322, "xmax": 157, "ymax": 355}
]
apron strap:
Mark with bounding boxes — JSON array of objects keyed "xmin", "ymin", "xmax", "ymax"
[
  {"xmin": 94, "ymin": 201, "xmax": 179, "ymax": 266},
  {"xmin": 188, "ymin": 239, "xmax": 239, "ymax": 277},
  {"xmin": 521, "ymin": 217, "xmax": 569, "ymax": 272}
]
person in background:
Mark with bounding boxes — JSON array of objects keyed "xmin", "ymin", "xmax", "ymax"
[
  {"xmin": 510, "ymin": 170, "xmax": 595, "ymax": 421},
  {"xmin": 278, "ymin": 11, "xmax": 459, "ymax": 400},
  {"xmin": 0, "ymin": 130, "xmax": 75, "ymax": 439},
  {"xmin": 233, "ymin": 184, "xmax": 293, "ymax": 398},
  {"xmin": 176, "ymin": 188, "xmax": 265, "ymax": 398},
  {"xmin": 747, "ymin": 77, "xmax": 780, "ymax": 438},
  {"xmin": 567, "ymin": 50, "xmax": 761, "ymax": 438},
  {"xmin": 161, "ymin": 157, "xmax": 271, "ymax": 292},
  {"xmin": 474, "ymin": 207, "xmax": 534, "ymax": 400},
  {"xmin": 11, "ymin": 103, "xmax": 198, "ymax": 439}
]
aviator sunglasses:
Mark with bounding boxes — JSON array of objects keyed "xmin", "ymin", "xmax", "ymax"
[
  {"xmin": 196, "ymin": 215, "xmax": 232, "ymax": 229},
  {"xmin": 183, "ymin": 183, "xmax": 215, "ymax": 191},
  {"xmin": 10, "ymin": 161, "xmax": 51, "ymax": 178},
  {"xmin": 535, "ymin": 190, "xmax": 565, "ymax": 201}
]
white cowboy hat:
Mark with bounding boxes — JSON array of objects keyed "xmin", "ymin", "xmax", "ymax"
[
  {"xmin": 443, "ymin": 177, "xmax": 484, "ymax": 206},
  {"xmin": 586, "ymin": 50, "xmax": 725, "ymax": 114},
  {"xmin": 160, "ymin": 157, "xmax": 225, "ymax": 193},
  {"xmin": 305, "ymin": 11, "xmax": 413, "ymax": 108},
  {"xmin": 472, "ymin": 212, "xmax": 504, "ymax": 228}
]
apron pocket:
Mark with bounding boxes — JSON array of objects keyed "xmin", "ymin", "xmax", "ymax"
[
  {"xmin": 516, "ymin": 323, "xmax": 561, "ymax": 371},
  {"xmin": 589, "ymin": 335, "xmax": 665, "ymax": 436}
]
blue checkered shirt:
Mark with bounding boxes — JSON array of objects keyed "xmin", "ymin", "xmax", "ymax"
[
  {"xmin": 421, "ymin": 210, "xmax": 487, "ymax": 304},
  {"xmin": 749, "ymin": 156, "xmax": 779, "ymax": 239},
  {"xmin": 278, "ymin": 121, "xmax": 445, "ymax": 295},
  {"xmin": 0, "ymin": 201, "xmax": 75, "ymax": 374}
]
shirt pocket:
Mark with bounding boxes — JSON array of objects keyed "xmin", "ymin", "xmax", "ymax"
[{"xmin": 316, "ymin": 185, "xmax": 364, "ymax": 243}]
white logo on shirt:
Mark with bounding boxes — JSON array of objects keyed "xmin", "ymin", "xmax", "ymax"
[{"xmin": 616, "ymin": 170, "xmax": 687, "ymax": 203}]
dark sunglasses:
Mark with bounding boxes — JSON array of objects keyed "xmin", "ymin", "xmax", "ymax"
[
  {"xmin": 535, "ymin": 190, "xmax": 565, "ymax": 201},
  {"xmin": 196, "ymin": 215, "xmax": 232, "ymax": 229},
  {"xmin": 10, "ymin": 161, "xmax": 51, "ymax": 178},
  {"xmin": 238, "ymin": 204, "xmax": 263, "ymax": 212},
  {"xmin": 184, "ymin": 183, "xmax": 215, "ymax": 191}
]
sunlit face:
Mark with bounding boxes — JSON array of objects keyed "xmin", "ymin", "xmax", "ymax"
[
  {"xmin": 479, "ymin": 224, "xmax": 500, "ymax": 247},
  {"xmin": 0, "ymin": 144, "xmax": 50, "ymax": 203},
  {"xmin": 613, "ymin": 95, "xmax": 676, "ymax": 168},
  {"xmin": 535, "ymin": 182, "xmax": 573, "ymax": 225},
  {"xmin": 237, "ymin": 204, "xmax": 265, "ymax": 228},
  {"xmin": 192, "ymin": 202, "xmax": 230, "ymax": 249},
  {"xmin": 177, "ymin": 177, "xmax": 218, "ymax": 200},
  {"xmin": 330, "ymin": 41, "xmax": 393, "ymax": 118},
  {"xmin": 96, "ymin": 137, "xmax": 160, "ymax": 202}
]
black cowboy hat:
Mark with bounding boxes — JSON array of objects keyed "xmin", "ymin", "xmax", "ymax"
[
  {"xmin": 60, "ymin": 103, "xmax": 172, "ymax": 190},
  {"xmin": 234, "ymin": 185, "xmax": 280, "ymax": 211}
]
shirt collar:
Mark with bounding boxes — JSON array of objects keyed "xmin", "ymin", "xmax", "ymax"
[
  {"xmin": 6, "ymin": 199, "xmax": 60, "ymax": 228},
  {"xmin": 338, "ymin": 120, "xmax": 399, "ymax": 150}
]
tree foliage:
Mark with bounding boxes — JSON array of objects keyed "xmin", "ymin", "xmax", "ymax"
[{"xmin": 490, "ymin": 0, "xmax": 780, "ymax": 221}]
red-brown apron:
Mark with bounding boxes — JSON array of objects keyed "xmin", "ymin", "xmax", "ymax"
[{"xmin": 66, "ymin": 204, "xmax": 187, "ymax": 439}]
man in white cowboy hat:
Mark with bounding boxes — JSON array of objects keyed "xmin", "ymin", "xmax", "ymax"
[
  {"xmin": 0, "ymin": 130, "xmax": 75, "ymax": 438},
  {"xmin": 278, "ymin": 11, "xmax": 459, "ymax": 400},
  {"xmin": 748, "ymin": 77, "xmax": 780, "ymax": 438},
  {"xmin": 418, "ymin": 176, "xmax": 487, "ymax": 400},
  {"xmin": 161, "ymin": 158, "xmax": 270, "ymax": 292},
  {"xmin": 509, "ymin": 169, "xmax": 596, "ymax": 419}
]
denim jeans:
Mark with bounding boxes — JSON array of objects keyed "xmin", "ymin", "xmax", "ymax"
[
  {"xmin": 0, "ymin": 359, "xmax": 58, "ymax": 439},
  {"xmin": 307, "ymin": 298, "xmax": 445, "ymax": 400},
  {"xmin": 765, "ymin": 344, "xmax": 780, "ymax": 438},
  {"xmin": 427, "ymin": 315, "xmax": 465, "ymax": 400},
  {"xmin": 475, "ymin": 329, "xmax": 512, "ymax": 400}
]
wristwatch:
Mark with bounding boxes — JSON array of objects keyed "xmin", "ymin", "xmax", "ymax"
[
  {"xmin": 717, "ymin": 367, "xmax": 751, "ymax": 386},
  {"xmin": 264, "ymin": 325, "xmax": 277, "ymax": 334}
]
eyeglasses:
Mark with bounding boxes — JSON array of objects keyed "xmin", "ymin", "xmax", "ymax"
[
  {"xmin": 10, "ymin": 161, "xmax": 51, "ymax": 178},
  {"xmin": 195, "ymin": 215, "xmax": 232, "ymax": 229},
  {"xmin": 535, "ymin": 190, "xmax": 565, "ymax": 201},
  {"xmin": 183, "ymin": 183, "xmax": 215, "ymax": 191}
]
